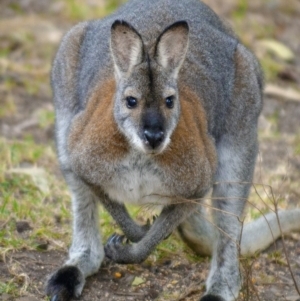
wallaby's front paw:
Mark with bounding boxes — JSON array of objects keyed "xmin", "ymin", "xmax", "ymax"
[
  {"xmin": 46, "ymin": 266, "xmax": 84, "ymax": 301},
  {"xmin": 105, "ymin": 233, "xmax": 143, "ymax": 264},
  {"xmin": 143, "ymin": 216, "xmax": 171, "ymax": 240},
  {"xmin": 128, "ymin": 215, "xmax": 158, "ymax": 243}
]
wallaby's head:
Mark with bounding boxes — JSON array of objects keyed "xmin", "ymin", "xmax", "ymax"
[{"xmin": 110, "ymin": 20, "xmax": 189, "ymax": 154}]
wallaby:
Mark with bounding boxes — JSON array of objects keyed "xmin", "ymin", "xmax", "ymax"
[{"xmin": 46, "ymin": 0, "xmax": 300, "ymax": 300}]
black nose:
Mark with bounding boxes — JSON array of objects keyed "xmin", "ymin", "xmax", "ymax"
[{"xmin": 144, "ymin": 129, "xmax": 164, "ymax": 149}]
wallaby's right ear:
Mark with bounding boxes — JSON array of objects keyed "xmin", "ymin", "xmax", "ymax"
[
  {"xmin": 110, "ymin": 20, "xmax": 145, "ymax": 77},
  {"xmin": 154, "ymin": 21, "xmax": 189, "ymax": 78}
]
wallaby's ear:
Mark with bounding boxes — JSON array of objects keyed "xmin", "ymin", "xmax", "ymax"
[
  {"xmin": 154, "ymin": 21, "xmax": 189, "ymax": 77},
  {"xmin": 110, "ymin": 20, "xmax": 145, "ymax": 77}
]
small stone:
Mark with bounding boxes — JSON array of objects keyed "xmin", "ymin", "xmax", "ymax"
[
  {"xmin": 114, "ymin": 272, "xmax": 122, "ymax": 278},
  {"xmin": 148, "ymin": 289, "xmax": 159, "ymax": 299},
  {"xmin": 16, "ymin": 221, "xmax": 32, "ymax": 233},
  {"xmin": 35, "ymin": 240, "xmax": 49, "ymax": 250}
]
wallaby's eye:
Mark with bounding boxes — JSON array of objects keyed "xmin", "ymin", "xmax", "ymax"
[
  {"xmin": 126, "ymin": 96, "xmax": 138, "ymax": 109},
  {"xmin": 165, "ymin": 96, "xmax": 174, "ymax": 109}
]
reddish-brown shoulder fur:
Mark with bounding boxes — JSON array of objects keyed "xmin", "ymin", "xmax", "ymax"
[
  {"xmin": 156, "ymin": 85, "xmax": 217, "ymax": 196},
  {"xmin": 68, "ymin": 80, "xmax": 129, "ymax": 180}
]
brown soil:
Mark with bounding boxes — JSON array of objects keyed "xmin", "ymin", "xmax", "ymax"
[{"xmin": 1, "ymin": 237, "xmax": 300, "ymax": 301}]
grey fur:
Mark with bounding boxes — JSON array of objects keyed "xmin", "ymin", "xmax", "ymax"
[{"xmin": 45, "ymin": 1, "xmax": 298, "ymax": 301}]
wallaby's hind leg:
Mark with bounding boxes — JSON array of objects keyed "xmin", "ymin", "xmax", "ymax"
[
  {"xmin": 180, "ymin": 136, "xmax": 257, "ymax": 301},
  {"xmin": 178, "ymin": 204, "xmax": 215, "ymax": 257},
  {"xmin": 186, "ymin": 44, "xmax": 262, "ymax": 301},
  {"xmin": 46, "ymin": 173, "xmax": 103, "ymax": 301},
  {"xmin": 202, "ymin": 136, "xmax": 257, "ymax": 301},
  {"xmin": 204, "ymin": 145, "xmax": 255, "ymax": 301},
  {"xmin": 201, "ymin": 44, "xmax": 262, "ymax": 301}
]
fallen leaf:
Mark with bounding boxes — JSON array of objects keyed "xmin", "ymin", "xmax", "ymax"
[
  {"xmin": 8, "ymin": 167, "xmax": 50, "ymax": 194},
  {"xmin": 258, "ymin": 39, "xmax": 295, "ymax": 62},
  {"xmin": 132, "ymin": 276, "xmax": 145, "ymax": 286}
]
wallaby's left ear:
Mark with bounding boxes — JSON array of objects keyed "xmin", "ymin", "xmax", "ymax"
[
  {"xmin": 154, "ymin": 21, "xmax": 189, "ymax": 77},
  {"xmin": 110, "ymin": 20, "xmax": 145, "ymax": 77}
]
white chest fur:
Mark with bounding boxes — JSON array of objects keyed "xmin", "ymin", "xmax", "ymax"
[{"xmin": 102, "ymin": 152, "xmax": 172, "ymax": 205}]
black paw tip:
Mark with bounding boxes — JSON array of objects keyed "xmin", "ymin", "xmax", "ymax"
[
  {"xmin": 46, "ymin": 266, "xmax": 82, "ymax": 300},
  {"xmin": 200, "ymin": 295, "xmax": 226, "ymax": 301}
]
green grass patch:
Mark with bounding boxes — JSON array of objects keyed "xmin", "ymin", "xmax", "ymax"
[
  {"xmin": 8, "ymin": 3, "xmax": 24, "ymax": 15},
  {"xmin": 0, "ymin": 280, "xmax": 19, "ymax": 296},
  {"xmin": 0, "ymin": 137, "xmax": 71, "ymax": 254},
  {"xmin": 232, "ymin": 0, "xmax": 248, "ymax": 20},
  {"xmin": 293, "ymin": 132, "xmax": 300, "ymax": 156},
  {"xmin": 0, "ymin": 94, "xmax": 16, "ymax": 118},
  {"xmin": 259, "ymin": 55, "xmax": 284, "ymax": 82},
  {"xmin": 61, "ymin": 0, "xmax": 127, "ymax": 21},
  {"xmin": 248, "ymin": 182, "xmax": 282, "ymax": 222},
  {"xmin": 37, "ymin": 109, "xmax": 55, "ymax": 129}
]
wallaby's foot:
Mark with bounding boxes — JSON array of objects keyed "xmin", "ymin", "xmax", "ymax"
[
  {"xmin": 200, "ymin": 295, "xmax": 226, "ymax": 301},
  {"xmin": 46, "ymin": 266, "xmax": 84, "ymax": 301},
  {"xmin": 104, "ymin": 233, "xmax": 144, "ymax": 264}
]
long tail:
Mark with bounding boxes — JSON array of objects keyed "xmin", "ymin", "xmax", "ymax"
[{"xmin": 178, "ymin": 208, "xmax": 300, "ymax": 257}]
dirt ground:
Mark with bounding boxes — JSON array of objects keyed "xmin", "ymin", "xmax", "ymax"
[
  {"xmin": 2, "ymin": 239, "xmax": 300, "ymax": 301},
  {"xmin": 1, "ymin": 0, "xmax": 300, "ymax": 301}
]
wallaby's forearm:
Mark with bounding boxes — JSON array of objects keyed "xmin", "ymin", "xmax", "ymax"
[
  {"xmin": 105, "ymin": 202, "xmax": 197, "ymax": 264},
  {"xmin": 101, "ymin": 197, "xmax": 149, "ymax": 242}
]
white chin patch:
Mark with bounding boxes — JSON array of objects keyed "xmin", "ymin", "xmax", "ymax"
[{"xmin": 133, "ymin": 135, "xmax": 171, "ymax": 155}]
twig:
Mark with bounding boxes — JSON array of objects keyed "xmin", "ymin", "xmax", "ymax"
[
  {"xmin": 271, "ymin": 184, "xmax": 300, "ymax": 295},
  {"xmin": 264, "ymin": 84, "xmax": 300, "ymax": 103}
]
